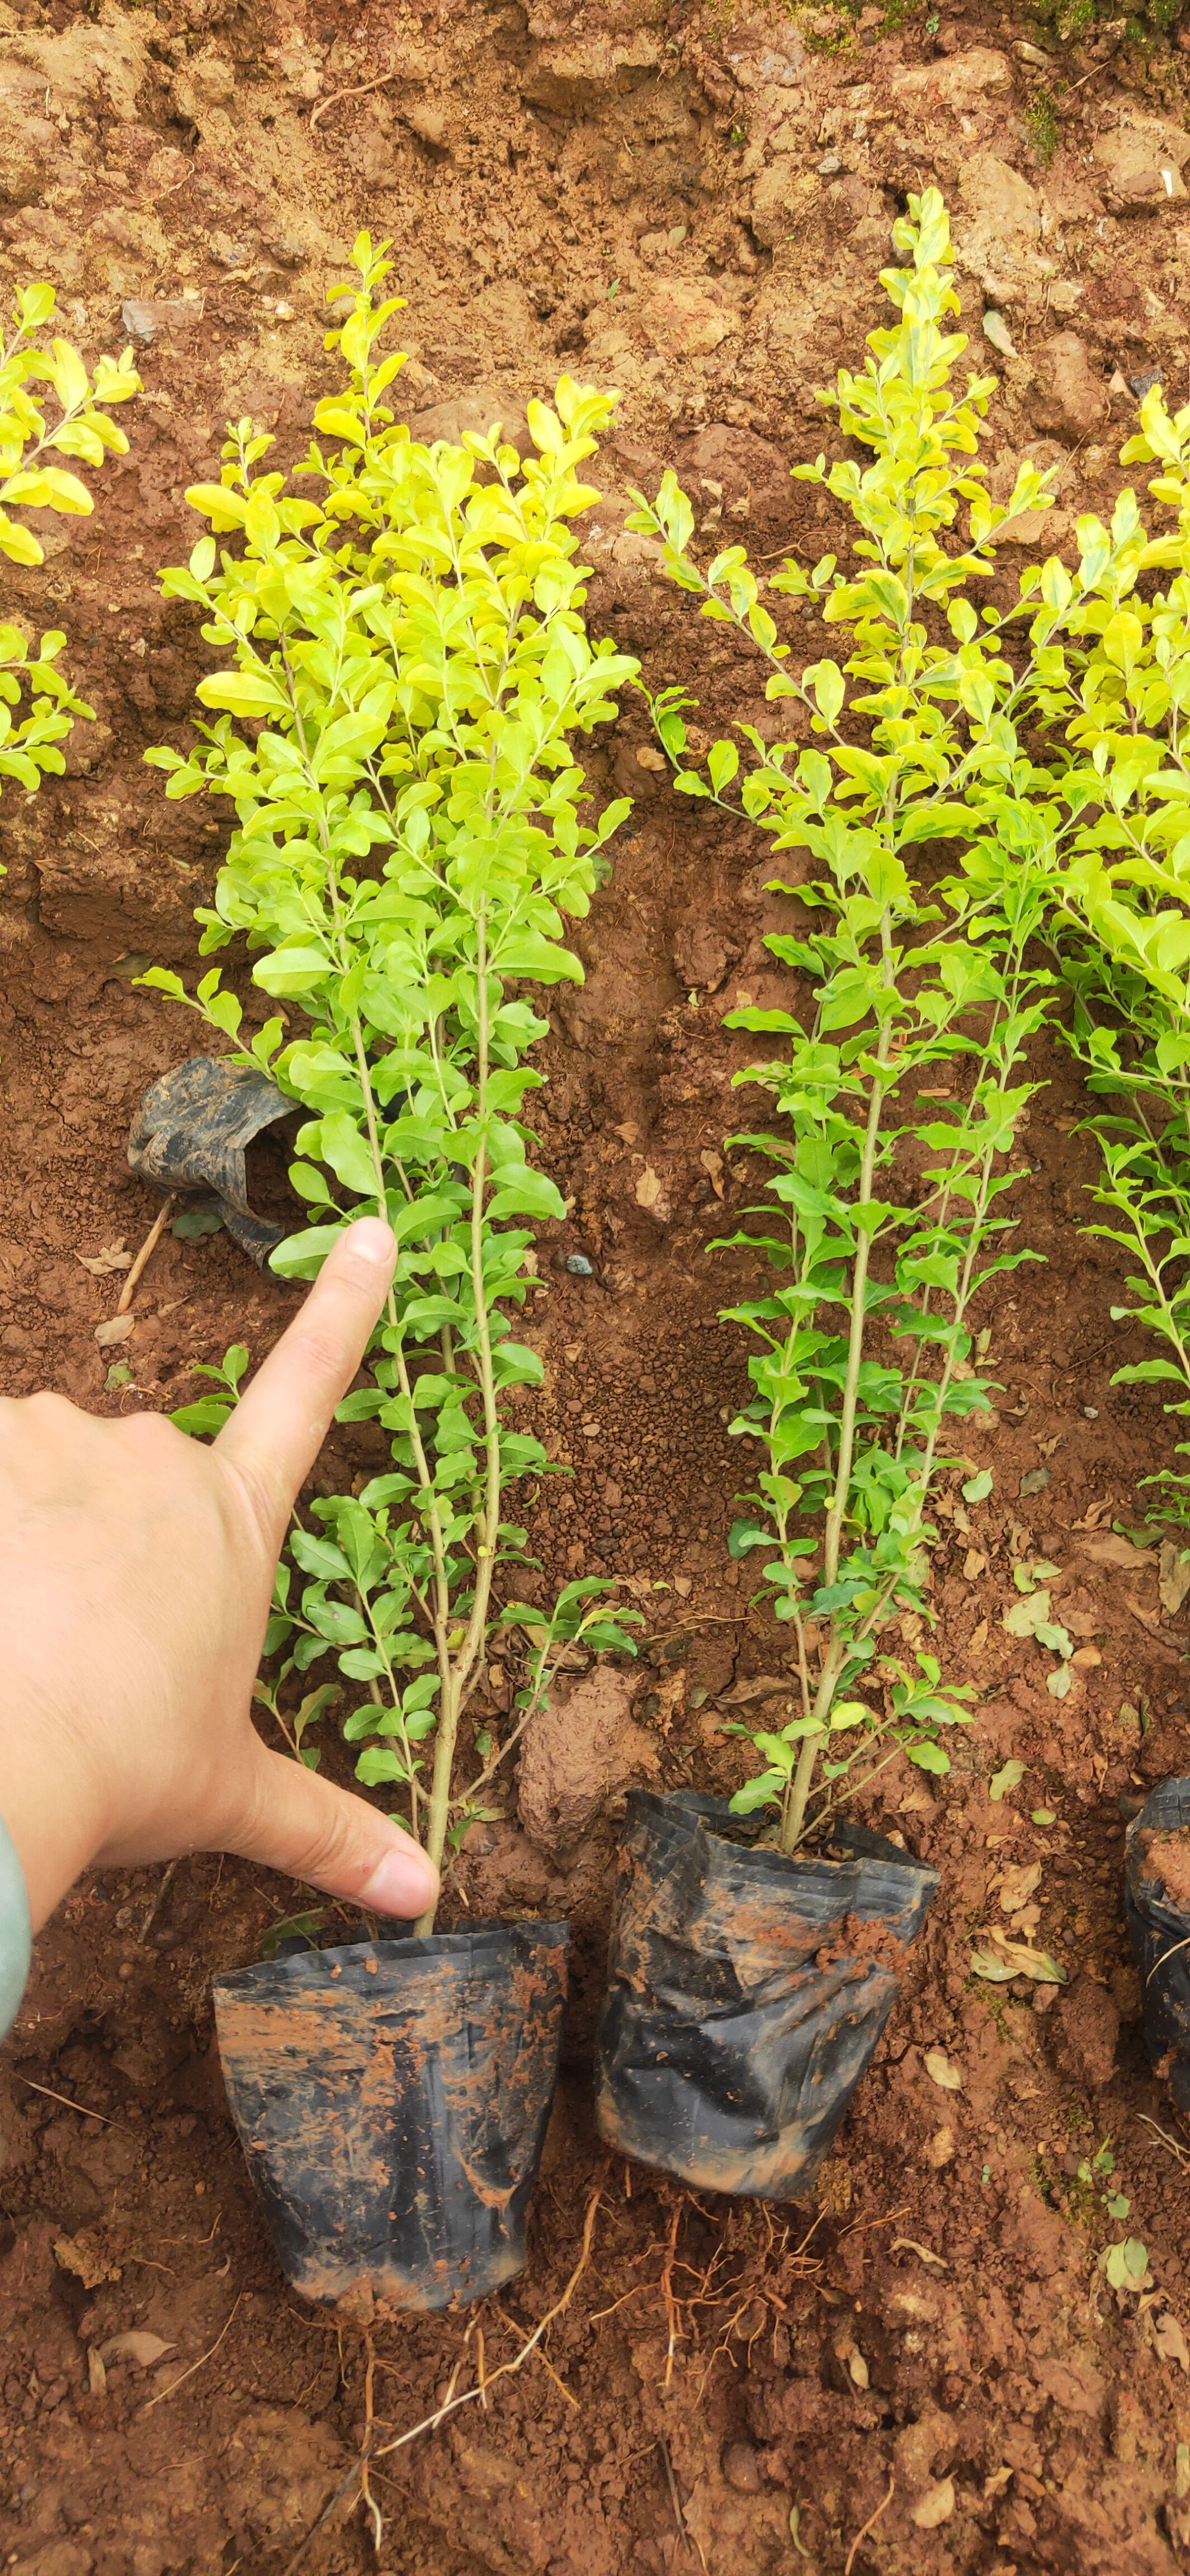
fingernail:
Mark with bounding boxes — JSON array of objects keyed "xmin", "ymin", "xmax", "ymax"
[
  {"xmin": 361, "ymin": 1844, "xmax": 440, "ymax": 1919},
  {"xmin": 344, "ymin": 1216, "xmax": 397, "ymax": 1266}
]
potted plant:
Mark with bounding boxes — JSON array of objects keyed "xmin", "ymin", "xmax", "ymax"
[
  {"xmin": 597, "ymin": 193, "xmax": 1060, "ymax": 2196},
  {"xmin": 143, "ymin": 234, "xmax": 638, "ymax": 2311}
]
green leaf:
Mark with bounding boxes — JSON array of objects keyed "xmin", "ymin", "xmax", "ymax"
[
  {"xmin": 989, "ymin": 1759, "xmax": 1026, "ymax": 1802},
  {"xmin": 486, "ymin": 1169, "xmax": 566, "ymax": 1222}
]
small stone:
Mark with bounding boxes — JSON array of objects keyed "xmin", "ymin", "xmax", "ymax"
[
  {"xmin": 565, "ymin": 1253, "xmax": 594, "ymax": 1277},
  {"xmin": 1131, "ymin": 368, "xmax": 1163, "ymax": 399},
  {"xmin": 721, "ymin": 2441, "xmax": 763, "ymax": 2494},
  {"xmin": 817, "ymin": 153, "xmax": 843, "ymax": 175},
  {"xmin": 120, "ymin": 296, "xmax": 206, "ymax": 344}
]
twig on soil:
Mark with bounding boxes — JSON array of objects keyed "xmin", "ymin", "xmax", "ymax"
[
  {"xmin": 139, "ymin": 1860, "xmax": 177, "ymax": 1944},
  {"xmin": 844, "ymin": 2474, "xmax": 895, "ymax": 2574},
  {"xmin": 841, "ymin": 2202, "xmax": 909, "ymax": 2239},
  {"xmin": 116, "ymin": 1195, "xmax": 176, "ymax": 1314},
  {"xmin": 1062, "ymin": 54, "xmax": 1113, "ymax": 96},
  {"xmin": 1138, "ymin": 2112, "xmax": 1190, "ymax": 2169},
  {"xmin": 309, "ymin": 70, "xmax": 399, "ymax": 131},
  {"xmin": 891, "ymin": 2236, "xmax": 948, "ymax": 2270},
  {"xmin": 17, "ymin": 2076, "xmax": 125, "ymax": 2129},
  {"xmin": 142, "ymin": 2292, "xmax": 242, "ymax": 2411},
  {"xmin": 281, "ymin": 2455, "xmax": 372, "ymax": 2576},
  {"xmin": 658, "ymin": 2437, "xmax": 701, "ymax": 2565}
]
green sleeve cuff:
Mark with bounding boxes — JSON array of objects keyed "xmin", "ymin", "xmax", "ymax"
[{"xmin": 0, "ymin": 1813, "xmax": 32, "ymax": 2043}]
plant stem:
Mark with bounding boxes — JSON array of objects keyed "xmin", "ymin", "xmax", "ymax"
[{"xmin": 417, "ymin": 911, "xmax": 503, "ymax": 1921}]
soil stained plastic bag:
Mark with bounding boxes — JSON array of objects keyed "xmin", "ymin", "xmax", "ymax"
[
  {"xmin": 214, "ymin": 1919, "xmax": 568, "ymax": 2315},
  {"xmin": 1125, "ymin": 1778, "xmax": 1190, "ymax": 2111},
  {"xmin": 596, "ymin": 1791, "xmax": 938, "ymax": 2200},
  {"xmin": 128, "ymin": 1055, "xmax": 294, "ymax": 1265}
]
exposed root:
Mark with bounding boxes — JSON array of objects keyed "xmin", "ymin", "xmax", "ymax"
[
  {"xmin": 660, "ymin": 2204, "xmax": 683, "ymax": 2393},
  {"xmin": 844, "ymin": 2474, "xmax": 895, "ymax": 2575},
  {"xmin": 371, "ymin": 2175, "xmax": 605, "ymax": 2467},
  {"xmin": 358, "ymin": 2334, "xmax": 382, "ymax": 2556}
]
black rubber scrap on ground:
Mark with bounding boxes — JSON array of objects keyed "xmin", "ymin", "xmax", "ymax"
[{"xmin": 128, "ymin": 1054, "xmax": 295, "ymax": 1266}]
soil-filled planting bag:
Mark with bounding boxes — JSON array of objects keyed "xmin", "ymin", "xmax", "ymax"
[
  {"xmin": 596, "ymin": 1791, "xmax": 938, "ymax": 2199},
  {"xmin": 214, "ymin": 1919, "xmax": 568, "ymax": 2314},
  {"xmin": 1126, "ymin": 1778, "xmax": 1190, "ymax": 2111}
]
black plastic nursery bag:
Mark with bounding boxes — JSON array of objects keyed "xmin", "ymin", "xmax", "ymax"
[
  {"xmin": 214, "ymin": 1919, "xmax": 568, "ymax": 2315},
  {"xmin": 1126, "ymin": 1777, "xmax": 1190, "ymax": 2111},
  {"xmin": 596, "ymin": 1791, "xmax": 938, "ymax": 2200},
  {"xmin": 128, "ymin": 1054, "xmax": 294, "ymax": 1265}
]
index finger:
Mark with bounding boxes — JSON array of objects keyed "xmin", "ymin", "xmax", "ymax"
[{"xmin": 214, "ymin": 1218, "xmax": 396, "ymax": 1541}]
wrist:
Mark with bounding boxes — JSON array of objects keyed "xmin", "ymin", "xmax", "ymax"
[{"xmin": 1, "ymin": 1703, "xmax": 111, "ymax": 1933}]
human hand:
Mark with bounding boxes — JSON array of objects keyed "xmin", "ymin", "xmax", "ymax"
[{"xmin": 0, "ymin": 1216, "xmax": 438, "ymax": 1933}]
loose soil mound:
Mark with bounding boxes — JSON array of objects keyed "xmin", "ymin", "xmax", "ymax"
[{"xmin": 4, "ymin": 1, "xmax": 1190, "ymax": 2569}]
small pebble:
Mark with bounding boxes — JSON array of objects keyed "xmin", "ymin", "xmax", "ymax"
[
  {"xmin": 566, "ymin": 1253, "xmax": 594, "ymax": 1277},
  {"xmin": 1131, "ymin": 368, "xmax": 1163, "ymax": 399},
  {"xmin": 1083, "ymin": 1406, "xmax": 1098, "ymax": 1419}
]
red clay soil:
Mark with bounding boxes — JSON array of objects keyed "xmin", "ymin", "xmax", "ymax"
[
  {"xmin": 7, "ymin": 1, "xmax": 1190, "ymax": 2569},
  {"xmin": 1140, "ymin": 1833, "xmax": 1190, "ymax": 1910}
]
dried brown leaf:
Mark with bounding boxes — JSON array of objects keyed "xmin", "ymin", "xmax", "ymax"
[
  {"xmin": 834, "ymin": 2338, "xmax": 869, "ymax": 2390},
  {"xmin": 716, "ymin": 1674, "xmax": 789, "ymax": 1708},
  {"xmin": 98, "ymin": 2331, "xmax": 176, "ymax": 2368},
  {"xmin": 910, "ymin": 2479, "xmax": 955, "ymax": 2530},
  {"xmin": 94, "ymin": 1313, "xmax": 135, "ymax": 1349},
  {"xmin": 634, "ymin": 1164, "xmax": 670, "ymax": 1220},
  {"xmin": 998, "ymin": 1860, "xmax": 1042, "ymax": 1913},
  {"xmin": 1079, "ymin": 1533, "xmax": 1153, "ymax": 1571},
  {"xmin": 924, "ymin": 2048, "xmax": 963, "ymax": 2092},
  {"xmin": 1160, "ymin": 1542, "xmax": 1190, "ymax": 1620},
  {"xmin": 76, "ymin": 1242, "xmax": 131, "ymax": 1277},
  {"xmin": 1154, "ymin": 2311, "xmax": 1190, "ymax": 2374}
]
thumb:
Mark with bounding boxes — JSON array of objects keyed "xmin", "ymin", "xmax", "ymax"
[{"xmin": 228, "ymin": 1742, "xmax": 440, "ymax": 1920}]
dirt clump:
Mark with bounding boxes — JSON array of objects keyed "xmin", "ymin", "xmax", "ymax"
[
  {"xmin": 1140, "ymin": 1826, "xmax": 1190, "ymax": 1906},
  {"xmin": 518, "ymin": 1666, "xmax": 659, "ymax": 1859}
]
